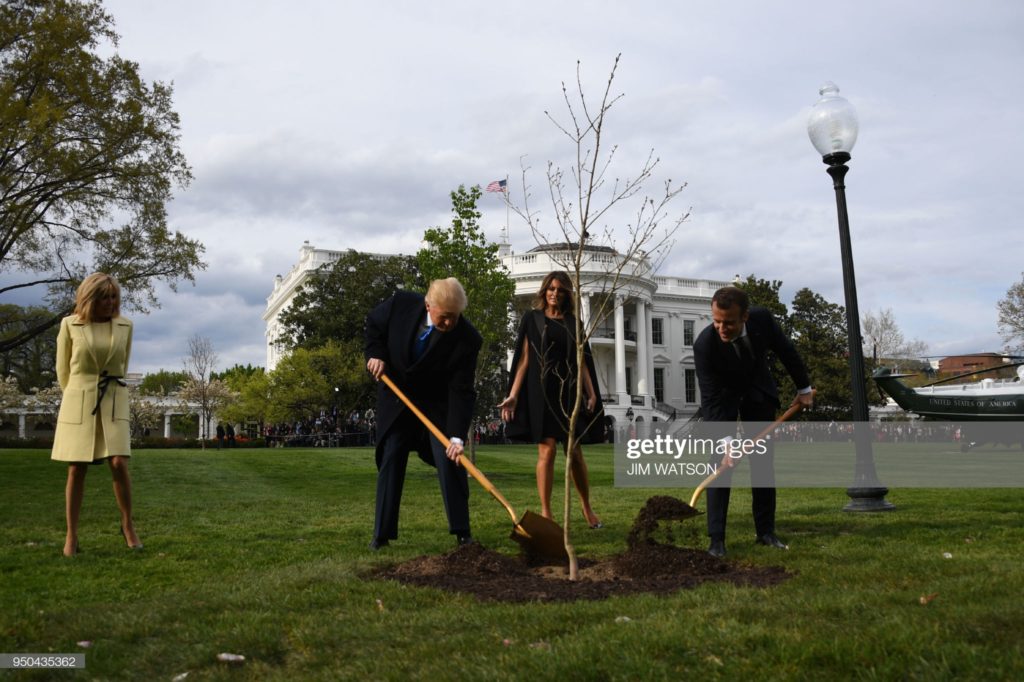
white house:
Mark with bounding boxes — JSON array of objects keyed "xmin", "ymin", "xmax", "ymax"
[{"xmin": 264, "ymin": 239, "xmax": 731, "ymax": 428}]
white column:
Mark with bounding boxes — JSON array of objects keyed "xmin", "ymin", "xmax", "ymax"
[
  {"xmin": 164, "ymin": 412, "xmax": 172, "ymax": 438},
  {"xmin": 646, "ymin": 304, "xmax": 656, "ymax": 404},
  {"xmin": 581, "ymin": 292, "xmax": 591, "ymax": 331},
  {"xmin": 18, "ymin": 413, "xmax": 26, "ymax": 439},
  {"xmin": 635, "ymin": 299, "xmax": 649, "ymax": 403},
  {"xmin": 614, "ymin": 295, "xmax": 627, "ymax": 401}
]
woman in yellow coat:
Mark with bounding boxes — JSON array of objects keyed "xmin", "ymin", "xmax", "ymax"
[{"xmin": 52, "ymin": 273, "xmax": 142, "ymax": 557}]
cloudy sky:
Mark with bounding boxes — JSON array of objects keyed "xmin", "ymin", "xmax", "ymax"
[{"xmin": 50, "ymin": 1, "xmax": 1024, "ymax": 373}]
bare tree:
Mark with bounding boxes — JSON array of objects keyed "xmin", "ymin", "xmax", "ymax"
[
  {"xmin": 862, "ymin": 308, "xmax": 927, "ymax": 370},
  {"xmin": 507, "ymin": 55, "xmax": 689, "ymax": 579},
  {"xmin": 997, "ymin": 273, "xmax": 1024, "ymax": 353},
  {"xmin": 179, "ymin": 334, "xmax": 235, "ymax": 448}
]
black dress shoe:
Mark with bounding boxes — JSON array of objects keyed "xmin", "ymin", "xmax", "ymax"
[
  {"xmin": 755, "ymin": 533, "xmax": 789, "ymax": 550},
  {"xmin": 708, "ymin": 539, "xmax": 726, "ymax": 558},
  {"xmin": 456, "ymin": 533, "xmax": 476, "ymax": 547},
  {"xmin": 368, "ymin": 538, "xmax": 389, "ymax": 551}
]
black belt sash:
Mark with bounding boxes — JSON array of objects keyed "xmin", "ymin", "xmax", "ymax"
[{"xmin": 92, "ymin": 371, "xmax": 127, "ymax": 416}]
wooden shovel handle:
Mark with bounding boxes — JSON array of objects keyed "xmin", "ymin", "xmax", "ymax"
[
  {"xmin": 379, "ymin": 373, "xmax": 519, "ymax": 523},
  {"xmin": 688, "ymin": 393, "xmax": 812, "ymax": 508}
]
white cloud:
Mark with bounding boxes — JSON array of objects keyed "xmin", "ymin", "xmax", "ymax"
[{"xmin": 21, "ymin": 0, "xmax": 1018, "ymax": 372}]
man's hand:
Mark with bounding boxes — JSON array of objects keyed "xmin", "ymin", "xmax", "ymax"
[
  {"xmin": 366, "ymin": 358, "xmax": 386, "ymax": 380},
  {"xmin": 794, "ymin": 390, "xmax": 815, "ymax": 410},
  {"xmin": 446, "ymin": 437, "xmax": 464, "ymax": 463},
  {"xmin": 585, "ymin": 393, "xmax": 597, "ymax": 413}
]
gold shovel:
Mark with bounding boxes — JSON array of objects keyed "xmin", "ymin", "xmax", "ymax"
[
  {"xmin": 679, "ymin": 396, "xmax": 812, "ymax": 519},
  {"xmin": 380, "ymin": 374, "xmax": 568, "ymax": 560}
]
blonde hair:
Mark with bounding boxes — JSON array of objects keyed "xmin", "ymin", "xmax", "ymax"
[
  {"xmin": 74, "ymin": 273, "xmax": 121, "ymax": 323},
  {"xmin": 425, "ymin": 277, "xmax": 468, "ymax": 312}
]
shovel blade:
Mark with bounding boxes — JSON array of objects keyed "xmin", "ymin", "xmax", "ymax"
[
  {"xmin": 509, "ymin": 510, "xmax": 568, "ymax": 560},
  {"xmin": 676, "ymin": 503, "xmax": 704, "ymax": 520}
]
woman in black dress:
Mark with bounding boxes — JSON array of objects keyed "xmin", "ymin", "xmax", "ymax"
[{"xmin": 499, "ymin": 271, "xmax": 604, "ymax": 528}]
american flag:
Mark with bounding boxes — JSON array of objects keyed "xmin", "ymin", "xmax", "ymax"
[{"xmin": 485, "ymin": 179, "xmax": 507, "ymax": 193}]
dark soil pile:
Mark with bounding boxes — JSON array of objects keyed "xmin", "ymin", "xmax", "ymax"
[
  {"xmin": 625, "ymin": 495, "xmax": 703, "ymax": 549},
  {"xmin": 369, "ymin": 496, "xmax": 790, "ymax": 602}
]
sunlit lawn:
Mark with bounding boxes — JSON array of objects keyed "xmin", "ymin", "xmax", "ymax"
[{"xmin": 1, "ymin": 444, "xmax": 1023, "ymax": 680}]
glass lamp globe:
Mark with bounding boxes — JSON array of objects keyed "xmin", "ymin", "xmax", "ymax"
[{"xmin": 807, "ymin": 82, "xmax": 859, "ymax": 157}]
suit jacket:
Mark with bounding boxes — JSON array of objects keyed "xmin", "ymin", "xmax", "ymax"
[
  {"xmin": 364, "ymin": 291, "xmax": 482, "ymax": 461},
  {"xmin": 51, "ymin": 314, "xmax": 133, "ymax": 461},
  {"xmin": 694, "ymin": 306, "xmax": 809, "ymax": 422},
  {"xmin": 504, "ymin": 310, "xmax": 605, "ymax": 444}
]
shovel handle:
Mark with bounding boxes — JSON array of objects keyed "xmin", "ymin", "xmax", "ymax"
[
  {"xmin": 688, "ymin": 394, "xmax": 812, "ymax": 508},
  {"xmin": 379, "ymin": 373, "xmax": 519, "ymax": 524}
]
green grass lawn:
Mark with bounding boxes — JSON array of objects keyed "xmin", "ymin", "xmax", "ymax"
[{"xmin": 1, "ymin": 444, "xmax": 1023, "ymax": 680}]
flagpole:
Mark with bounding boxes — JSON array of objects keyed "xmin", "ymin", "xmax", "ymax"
[{"xmin": 504, "ymin": 174, "xmax": 510, "ymax": 241}]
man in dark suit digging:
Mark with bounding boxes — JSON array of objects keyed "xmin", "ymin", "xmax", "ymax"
[
  {"xmin": 694, "ymin": 286, "xmax": 814, "ymax": 558},
  {"xmin": 364, "ymin": 278, "xmax": 482, "ymax": 550}
]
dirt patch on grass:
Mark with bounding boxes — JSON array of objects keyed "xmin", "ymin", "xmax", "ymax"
[{"xmin": 369, "ymin": 496, "xmax": 791, "ymax": 602}]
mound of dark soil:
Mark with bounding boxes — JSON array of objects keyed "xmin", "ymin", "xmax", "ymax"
[{"xmin": 368, "ymin": 496, "xmax": 791, "ymax": 602}]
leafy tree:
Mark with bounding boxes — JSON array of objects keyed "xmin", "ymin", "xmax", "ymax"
[
  {"xmin": 276, "ymin": 250, "xmax": 422, "ymax": 351},
  {"xmin": 0, "ymin": 304, "xmax": 57, "ymax": 390},
  {"xmin": 417, "ymin": 184, "xmax": 516, "ymax": 455},
  {"xmin": 264, "ymin": 340, "xmax": 369, "ymax": 425},
  {"xmin": 788, "ymin": 286, "xmax": 890, "ymax": 420},
  {"xmin": 212, "ymin": 363, "xmax": 264, "ymax": 384},
  {"xmin": 789, "ymin": 288, "xmax": 851, "ymax": 420},
  {"xmin": 0, "ymin": 0, "xmax": 204, "ymax": 353},
  {"xmin": 217, "ymin": 367, "xmax": 270, "ymax": 429},
  {"xmin": 736, "ymin": 275, "xmax": 788, "ymax": 324},
  {"xmin": 138, "ymin": 369, "xmax": 188, "ymax": 396},
  {"xmin": 736, "ymin": 275, "xmax": 791, "ymax": 396},
  {"xmin": 997, "ymin": 273, "xmax": 1024, "ymax": 353}
]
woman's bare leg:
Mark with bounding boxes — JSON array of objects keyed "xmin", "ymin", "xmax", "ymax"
[
  {"xmin": 64, "ymin": 464, "xmax": 88, "ymax": 556},
  {"xmin": 569, "ymin": 445, "xmax": 601, "ymax": 527},
  {"xmin": 108, "ymin": 456, "xmax": 141, "ymax": 547},
  {"xmin": 535, "ymin": 438, "xmax": 558, "ymax": 519}
]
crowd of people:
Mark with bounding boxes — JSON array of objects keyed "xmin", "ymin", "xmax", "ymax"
[
  {"xmin": 263, "ymin": 410, "xmax": 376, "ymax": 448},
  {"xmin": 260, "ymin": 412, "xmax": 510, "ymax": 448}
]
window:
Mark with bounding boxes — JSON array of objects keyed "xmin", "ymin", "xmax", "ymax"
[
  {"xmin": 683, "ymin": 319, "xmax": 695, "ymax": 347},
  {"xmin": 651, "ymin": 318, "xmax": 664, "ymax": 345},
  {"xmin": 654, "ymin": 367, "xmax": 665, "ymax": 403},
  {"xmin": 685, "ymin": 368, "xmax": 696, "ymax": 403},
  {"xmin": 625, "ymin": 366, "xmax": 633, "ymax": 395}
]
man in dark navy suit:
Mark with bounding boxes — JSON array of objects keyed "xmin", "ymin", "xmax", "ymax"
[
  {"xmin": 694, "ymin": 286, "xmax": 813, "ymax": 558},
  {"xmin": 364, "ymin": 277, "xmax": 482, "ymax": 550}
]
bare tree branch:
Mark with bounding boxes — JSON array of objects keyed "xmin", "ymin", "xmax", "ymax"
[{"xmin": 506, "ymin": 54, "xmax": 688, "ymax": 579}]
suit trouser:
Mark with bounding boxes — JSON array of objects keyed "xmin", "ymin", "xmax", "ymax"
[
  {"xmin": 373, "ymin": 413, "xmax": 470, "ymax": 540},
  {"xmin": 706, "ymin": 397, "xmax": 777, "ymax": 540}
]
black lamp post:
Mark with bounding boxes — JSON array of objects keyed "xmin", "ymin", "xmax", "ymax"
[{"xmin": 807, "ymin": 82, "xmax": 894, "ymax": 512}]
